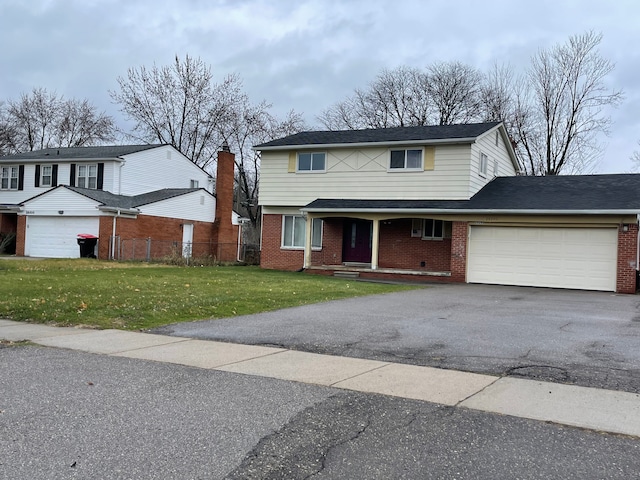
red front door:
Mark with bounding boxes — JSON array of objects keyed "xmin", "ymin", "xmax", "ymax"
[{"xmin": 342, "ymin": 219, "xmax": 372, "ymax": 263}]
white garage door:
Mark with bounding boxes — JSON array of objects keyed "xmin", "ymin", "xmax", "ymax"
[
  {"xmin": 467, "ymin": 226, "xmax": 617, "ymax": 291},
  {"xmin": 25, "ymin": 216, "xmax": 100, "ymax": 258}
]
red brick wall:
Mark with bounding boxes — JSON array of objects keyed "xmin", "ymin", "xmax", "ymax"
[
  {"xmin": 450, "ymin": 221, "xmax": 468, "ymax": 282},
  {"xmin": 260, "ymin": 213, "xmax": 303, "ymax": 270},
  {"xmin": 15, "ymin": 215, "xmax": 26, "ymax": 256},
  {"xmin": 0, "ymin": 213, "xmax": 17, "ymax": 235},
  {"xmin": 378, "ymin": 219, "xmax": 451, "ymax": 271},
  {"xmin": 215, "ymin": 150, "xmax": 238, "ymax": 262},
  {"xmin": 617, "ymin": 223, "xmax": 638, "ymax": 294},
  {"xmin": 97, "ymin": 215, "xmax": 217, "ymax": 260}
]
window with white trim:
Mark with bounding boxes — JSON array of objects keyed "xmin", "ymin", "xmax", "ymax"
[
  {"xmin": 190, "ymin": 179, "xmax": 199, "ymax": 188},
  {"xmin": 479, "ymin": 153, "xmax": 488, "ymax": 176},
  {"xmin": 1, "ymin": 166, "xmax": 19, "ymax": 190},
  {"xmin": 282, "ymin": 215, "xmax": 323, "ymax": 248},
  {"xmin": 77, "ymin": 164, "xmax": 98, "ymax": 189},
  {"xmin": 422, "ymin": 219, "xmax": 444, "ymax": 240},
  {"xmin": 390, "ymin": 148, "xmax": 423, "ymax": 170},
  {"xmin": 297, "ymin": 152, "xmax": 326, "ymax": 172},
  {"xmin": 40, "ymin": 165, "xmax": 53, "ymax": 187}
]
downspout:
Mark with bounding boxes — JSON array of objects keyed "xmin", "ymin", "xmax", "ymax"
[
  {"xmin": 236, "ymin": 222, "xmax": 242, "ymax": 262},
  {"xmin": 111, "ymin": 210, "xmax": 120, "ymax": 260}
]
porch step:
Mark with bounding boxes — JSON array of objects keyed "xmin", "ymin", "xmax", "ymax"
[{"xmin": 334, "ymin": 271, "xmax": 361, "ymax": 279}]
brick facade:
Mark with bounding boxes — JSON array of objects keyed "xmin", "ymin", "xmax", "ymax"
[
  {"xmin": 15, "ymin": 215, "xmax": 26, "ymax": 256},
  {"xmin": 617, "ymin": 223, "xmax": 638, "ymax": 294},
  {"xmin": 450, "ymin": 221, "xmax": 468, "ymax": 283}
]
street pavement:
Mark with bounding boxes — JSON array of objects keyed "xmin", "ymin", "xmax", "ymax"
[{"xmin": 2, "ymin": 319, "xmax": 640, "ymax": 478}]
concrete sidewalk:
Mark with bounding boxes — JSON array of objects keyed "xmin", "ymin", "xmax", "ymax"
[{"xmin": 2, "ymin": 319, "xmax": 640, "ymax": 438}]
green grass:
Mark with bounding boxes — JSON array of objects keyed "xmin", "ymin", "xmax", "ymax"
[{"xmin": 0, "ymin": 259, "xmax": 418, "ymax": 330}]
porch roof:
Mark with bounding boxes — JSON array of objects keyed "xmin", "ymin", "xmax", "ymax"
[{"xmin": 302, "ymin": 174, "xmax": 640, "ymax": 215}]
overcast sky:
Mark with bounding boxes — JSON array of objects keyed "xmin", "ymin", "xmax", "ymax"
[{"xmin": 1, "ymin": 0, "xmax": 639, "ymax": 172}]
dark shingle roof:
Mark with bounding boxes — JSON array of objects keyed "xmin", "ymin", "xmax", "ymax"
[
  {"xmin": 1, "ymin": 144, "xmax": 162, "ymax": 161},
  {"xmin": 303, "ymin": 174, "xmax": 640, "ymax": 213},
  {"xmin": 255, "ymin": 122, "xmax": 501, "ymax": 149},
  {"xmin": 65, "ymin": 186, "xmax": 202, "ymax": 209}
]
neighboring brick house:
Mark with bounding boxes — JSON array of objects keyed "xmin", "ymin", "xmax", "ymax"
[
  {"xmin": 0, "ymin": 144, "xmax": 240, "ymax": 261},
  {"xmin": 255, "ymin": 122, "xmax": 640, "ymax": 293}
]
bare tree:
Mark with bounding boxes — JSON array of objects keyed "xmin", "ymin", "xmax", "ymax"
[
  {"xmin": 479, "ymin": 63, "xmax": 516, "ymax": 123},
  {"xmin": 224, "ymin": 100, "xmax": 305, "ymax": 230},
  {"xmin": 4, "ymin": 88, "xmax": 115, "ymax": 153},
  {"xmin": 630, "ymin": 141, "xmax": 640, "ymax": 172},
  {"xmin": 427, "ymin": 61, "xmax": 483, "ymax": 125},
  {"xmin": 110, "ymin": 54, "xmax": 244, "ymax": 169},
  {"xmin": 513, "ymin": 31, "xmax": 623, "ymax": 175},
  {"xmin": 318, "ymin": 66, "xmax": 431, "ymax": 129}
]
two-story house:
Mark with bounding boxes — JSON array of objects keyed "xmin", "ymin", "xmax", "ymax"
[
  {"xmin": 0, "ymin": 144, "xmax": 240, "ymax": 261},
  {"xmin": 256, "ymin": 122, "xmax": 640, "ymax": 294}
]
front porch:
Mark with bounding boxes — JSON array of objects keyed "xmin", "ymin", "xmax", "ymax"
[
  {"xmin": 307, "ymin": 262, "xmax": 452, "ymax": 282},
  {"xmin": 302, "ymin": 216, "xmax": 467, "ymax": 283}
]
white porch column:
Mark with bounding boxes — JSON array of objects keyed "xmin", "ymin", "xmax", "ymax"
[
  {"xmin": 303, "ymin": 214, "xmax": 313, "ymax": 269},
  {"xmin": 371, "ymin": 218, "xmax": 380, "ymax": 270}
]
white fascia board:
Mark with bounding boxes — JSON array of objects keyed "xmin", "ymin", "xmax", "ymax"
[
  {"xmin": 98, "ymin": 206, "xmax": 140, "ymax": 215},
  {"xmin": 256, "ymin": 137, "xmax": 478, "ymax": 151},
  {"xmin": 301, "ymin": 207, "xmax": 640, "ymax": 215}
]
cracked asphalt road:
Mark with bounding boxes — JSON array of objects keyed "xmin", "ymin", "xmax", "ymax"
[
  {"xmin": 3, "ymin": 345, "xmax": 640, "ymax": 479},
  {"xmin": 153, "ymin": 283, "xmax": 640, "ymax": 393}
]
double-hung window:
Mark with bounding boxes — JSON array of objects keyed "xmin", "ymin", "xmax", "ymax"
[
  {"xmin": 40, "ymin": 165, "xmax": 53, "ymax": 187},
  {"xmin": 422, "ymin": 219, "xmax": 444, "ymax": 240},
  {"xmin": 297, "ymin": 152, "xmax": 326, "ymax": 172},
  {"xmin": 1, "ymin": 166, "xmax": 19, "ymax": 190},
  {"xmin": 282, "ymin": 215, "xmax": 323, "ymax": 248},
  {"xmin": 77, "ymin": 164, "xmax": 98, "ymax": 189},
  {"xmin": 390, "ymin": 149, "xmax": 423, "ymax": 170}
]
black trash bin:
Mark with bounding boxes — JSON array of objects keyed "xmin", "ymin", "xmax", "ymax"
[{"xmin": 77, "ymin": 234, "xmax": 98, "ymax": 258}]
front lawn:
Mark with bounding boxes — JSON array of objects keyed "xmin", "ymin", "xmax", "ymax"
[{"xmin": 0, "ymin": 259, "xmax": 417, "ymax": 330}]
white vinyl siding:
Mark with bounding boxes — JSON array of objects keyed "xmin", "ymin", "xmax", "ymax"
[
  {"xmin": 467, "ymin": 226, "xmax": 617, "ymax": 292},
  {"xmin": 469, "ymin": 127, "xmax": 517, "ymax": 196},
  {"xmin": 119, "ymin": 145, "xmax": 212, "ymax": 196},
  {"xmin": 259, "ymin": 144, "xmax": 474, "ymax": 206},
  {"xmin": 139, "ymin": 191, "xmax": 216, "ymax": 223}
]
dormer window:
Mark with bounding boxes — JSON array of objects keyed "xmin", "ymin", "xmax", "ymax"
[
  {"xmin": 297, "ymin": 152, "xmax": 326, "ymax": 172},
  {"xmin": 389, "ymin": 149, "xmax": 423, "ymax": 170},
  {"xmin": 77, "ymin": 164, "xmax": 98, "ymax": 189}
]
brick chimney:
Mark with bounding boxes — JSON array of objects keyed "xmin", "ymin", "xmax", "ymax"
[{"xmin": 215, "ymin": 145, "xmax": 237, "ymax": 262}]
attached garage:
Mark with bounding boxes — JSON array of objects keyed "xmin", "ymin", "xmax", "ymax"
[
  {"xmin": 467, "ymin": 226, "xmax": 618, "ymax": 292},
  {"xmin": 25, "ymin": 216, "xmax": 100, "ymax": 258}
]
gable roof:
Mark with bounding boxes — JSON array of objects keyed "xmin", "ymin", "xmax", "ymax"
[
  {"xmin": 0, "ymin": 144, "xmax": 162, "ymax": 161},
  {"xmin": 255, "ymin": 122, "xmax": 502, "ymax": 149},
  {"xmin": 302, "ymin": 174, "xmax": 640, "ymax": 214},
  {"xmin": 20, "ymin": 185, "xmax": 206, "ymax": 211}
]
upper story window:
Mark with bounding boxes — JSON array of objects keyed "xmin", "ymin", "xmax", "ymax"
[
  {"xmin": 190, "ymin": 179, "xmax": 199, "ymax": 188},
  {"xmin": 390, "ymin": 148, "xmax": 423, "ymax": 170},
  {"xmin": 479, "ymin": 153, "xmax": 489, "ymax": 176},
  {"xmin": 40, "ymin": 165, "xmax": 53, "ymax": 187},
  {"xmin": 77, "ymin": 164, "xmax": 98, "ymax": 189},
  {"xmin": 282, "ymin": 215, "xmax": 323, "ymax": 249},
  {"xmin": 1, "ymin": 166, "xmax": 19, "ymax": 190},
  {"xmin": 297, "ymin": 152, "xmax": 326, "ymax": 172}
]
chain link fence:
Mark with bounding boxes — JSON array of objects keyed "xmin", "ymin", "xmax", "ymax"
[{"xmin": 109, "ymin": 237, "xmax": 260, "ymax": 265}]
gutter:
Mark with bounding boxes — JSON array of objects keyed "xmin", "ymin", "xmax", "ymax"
[
  {"xmin": 98, "ymin": 206, "xmax": 140, "ymax": 215},
  {"xmin": 300, "ymin": 207, "xmax": 640, "ymax": 215},
  {"xmin": 257, "ymin": 137, "xmax": 478, "ymax": 151}
]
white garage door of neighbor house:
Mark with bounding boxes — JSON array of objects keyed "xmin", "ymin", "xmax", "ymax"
[
  {"xmin": 26, "ymin": 217, "xmax": 100, "ymax": 258},
  {"xmin": 467, "ymin": 226, "xmax": 618, "ymax": 292}
]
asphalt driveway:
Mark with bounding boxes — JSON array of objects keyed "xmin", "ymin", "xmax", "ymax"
[{"xmin": 153, "ymin": 283, "xmax": 640, "ymax": 393}]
